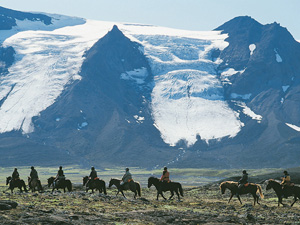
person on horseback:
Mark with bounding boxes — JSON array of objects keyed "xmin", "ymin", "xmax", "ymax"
[
  {"xmin": 29, "ymin": 166, "xmax": 39, "ymax": 188},
  {"xmin": 281, "ymin": 170, "xmax": 291, "ymax": 186},
  {"xmin": 55, "ymin": 166, "xmax": 65, "ymax": 185},
  {"xmin": 281, "ymin": 170, "xmax": 292, "ymax": 198},
  {"xmin": 121, "ymin": 168, "xmax": 133, "ymax": 189},
  {"xmin": 238, "ymin": 170, "xmax": 248, "ymax": 191},
  {"xmin": 160, "ymin": 167, "xmax": 170, "ymax": 183},
  {"xmin": 89, "ymin": 166, "xmax": 98, "ymax": 185},
  {"xmin": 12, "ymin": 168, "xmax": 20, "ymax": 181}
]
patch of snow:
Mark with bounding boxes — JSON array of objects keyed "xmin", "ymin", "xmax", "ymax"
[
  {"xmin": 120, "ymin": 67, "xmax": 148, "ymax": 84},
  {"xmin": 282, "ymin": 85, "xmax": 289, "ymax": 92},
  {"xmin": 78, "ymin": 122, "xmax": 88, "ymax": 129},
  {"xmin": 133, "ymin": 115, "xmax": 145, "ymax": 123},
  {"xmin": 0, "ymin": 15, "xmax": 85, "ymax": 43},
  {"xmin": 220, "ymin": 68, "xmax": 245, "ymax": 85},
  {"xmin": 0, "ymin": 19, "xmax": 116, "ymax": 134},
  {"xmin": 286, "ymin": 123, "xmax": 300, "ymax": 132},
  {"xmin": 124, "ymin": 28, "xmax": 242, "ymax": 146},
  {"xmin": 231, "ymin": 93, "xmax": 252, "ymax": 100},
  {"xmin": 274, "ymin": 48, "xmax": 282, "ymax": 63},
  {"xmin": 235, "ymin": 101, "xmax": 262, "ymax": 122},
  {"xmin": 249, "ymin": 44, "xmax": 256, "ymax": 56},
  {"xmin": 72, "ymin": 75, "xmax": 82, "ymax": 81}
]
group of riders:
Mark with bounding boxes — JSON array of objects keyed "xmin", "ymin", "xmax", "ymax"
[
  {"xmin": 237, "ymin": 169, "xmax": 293, "ymax": 197},
  {"xmin": 9, "ymin": 166, "xmax": 293, "ymax": 196},
  {"xmin": 9, "ymin": 166, "xmax": 172, "ymax": 190}
]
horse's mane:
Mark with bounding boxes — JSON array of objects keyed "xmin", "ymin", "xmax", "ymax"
[{"xmin": 220, "ymin": 181, "xmax": 238, "ymax": 185}]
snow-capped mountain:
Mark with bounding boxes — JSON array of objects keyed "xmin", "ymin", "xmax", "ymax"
[{"xmin": 0, "ymin": 6, "xmax": 300, "ymax": 168}]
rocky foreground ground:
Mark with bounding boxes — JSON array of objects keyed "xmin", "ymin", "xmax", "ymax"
[{"xmin": 1, "ymin": 183, "xmax": 300, "ymax": 224}]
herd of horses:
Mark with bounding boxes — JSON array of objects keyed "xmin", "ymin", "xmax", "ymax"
[{"xmin": 5, "ymin": 176, "xmax": 300, "ymax": 206}]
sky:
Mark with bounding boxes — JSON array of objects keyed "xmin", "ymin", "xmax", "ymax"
[{"xmin": 0, "ymin": 0, "xmax": 299, "ymax": 40}]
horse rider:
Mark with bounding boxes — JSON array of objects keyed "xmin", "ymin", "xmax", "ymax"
[
  {"xmin": 89, "ymin": 166, "xmax": 98, "ymax": 184},
  {"xmin": 160, "ymin": 167, "xmax": 170, "ymax": 183},
  {"xmin": 12, "ymin": 168, "xmax": 20, "ymax": 181},
  {"xmin": 281, "ymin": 170, "xmax": 292, "ymax": 198},
  {"xmin": 121, "ymin": 168, "xmax": 133, "ymax": 188},
  {"xmin": 29, "ymin": 166, "xmax": 39, "ymax": 187},
  {"xmin": 55, "ymin": 166, "xmax": 65, "ymax": 185},
  {"xmin": 281, "ymin": 170, "xmax": 291, "ymax": 186},
  {"xmin": 238, "ymin": 170, "xmax": 248, "ymax": 191}
]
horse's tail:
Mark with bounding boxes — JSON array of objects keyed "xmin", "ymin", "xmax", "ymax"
[
  {"xmin": 67, "ymin": 180, "xmax": 72, "ymax": 192},
  {"xmin": 178, "ymin": 183, "xmax": 184, "ymax": 197},
  {"xmin": 257, "ymin": 184, "xmax": 264, "ymax": 199},
  {"xmin": 38, "ymin": 180, "xmax": 43, "ymax": 191},
  {"xmin": 103, "ymin": 181, "xmax": 107, "ymax": 195},
  {"xmin": 136, "ymin": 182, "xmax": 141, "ymax": 197}
]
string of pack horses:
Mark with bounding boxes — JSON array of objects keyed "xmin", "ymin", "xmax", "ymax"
[{"xmin": 5, "ymin": 166, "xmax": 300, "ymax": 207}]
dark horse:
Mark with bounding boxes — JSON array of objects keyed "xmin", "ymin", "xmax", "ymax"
[
  {"xmin": 109, "ymin": 178, "xmax": 141, "ymax": 199},
  {"xmin": 220, "ymin": 181, "xmax": 264, "ymax": 205},
  {"xmin": 83, "ymin": 176, "xmax": 107, "ymax": 195},
  {"xmin": 6, "ymin": 176, "xmax": 27, "ymax": 193},
  {"xmin": 28, "ymin": 177, "xmax": 43, "ymax": 192},
  {"xmin": 47, "ymin": 177, "xmax": 72, "ymax": 193},
  {"xmin": 148, "ymin": 177, "xmax": 183, "ymax": 201},
  {"xmin": 266, "ymin": 179, "xmax": 300, "ymax": 207}
]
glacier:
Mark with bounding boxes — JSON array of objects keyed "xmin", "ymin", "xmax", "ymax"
[{"xmin": 0, "ymin": 16, "xmax": 244, "ymax": 146}]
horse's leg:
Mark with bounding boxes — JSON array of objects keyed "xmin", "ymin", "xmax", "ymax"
[
  {"xmin": 156, "ymin": 192, "xmax": 159, "ymax": 200},
  {"xmin": 63, "ymin": 187, "xmax": 66, "ymax": 193},
  {"xmin": 237, "ymin": 195, "xmax": 242, "ymax": 205},
  {"xmin": 175, "ymin": 190, "xmax": 180, "ymax": 201},
  {"xmin": 291, "ymin": 196, "xmax": 298, "ymax": 207},
  {"xmin": 161, "ymin": 192, "xmax": 167, "ymax": 200},
  {"xmin": 228, "ymin": 193, "xmax": 234, "ymax": 203},
  {"xmin": 256, "ymin": 194, "xmax": 260, "ymax": 205},
  {"xmin": 252, "ymin": 193, "xmax": 256, "ymax": 206},
  {"xmin": 169, "ymin": 190, "xmax": 174, "ymax": 200},
  {"xmin": 121, "ymin": 190, "xmax": 126, "ymax": 199}
]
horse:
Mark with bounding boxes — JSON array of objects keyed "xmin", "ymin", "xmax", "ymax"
[
  {"xmin": 108, "ymin": 178, "xmax": 141, "ymax": 199},
  {"xmin": 28, "ymin": 177, "xmax": 43, "ymax": 192},
  {"xmin": 83, "ymin": 176, "xmax": 107, "ymax": 195},
  {"xmin": 148, "ymin": 177, "xmax": 183, "ymax": 201},
  {"xmin": 6, "ymin": 176, "xmax": 28, "ymax": 193},
  {"xmin": 47, "ymin": 177, "xmax": 72, "ymax": 193},
  {"xmin": 220, "ymin": 181, "xmax": 264, "ymax": 205},
  {"xmin": 266, "ymin": 179, "xmax": 300, "ymax": 207}
]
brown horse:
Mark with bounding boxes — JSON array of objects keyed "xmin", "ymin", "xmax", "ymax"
[
  {"xmin": 47, "ymin": 177, "xmax": 72, "ymax": 193},
  {"xmin": 220, "ymin": 181, "xmax": 264, "ymax": 205},
  {"xmin": 6, "ymin": 176, "xmax": 28, "ymax": 193},
  {"xmin": 148, "ymin": 177, "xmax": 184, "ymax": 201},
  {"xmin": 28, "ymin": 177, "xmax": 43, "ymax": 192},
  {"xmin": 83, "ymin": 176, "xmax": 107, "ymax": 194},
  {"xmin": 266, "ymin": 179, "xmax": 300, "ymax": 207},
  {"xmin": 109, "ymin": 178, "xmax": 141, "ymax": 199}
]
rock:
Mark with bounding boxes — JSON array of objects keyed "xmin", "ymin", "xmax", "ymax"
[
  {"xmin": 69, "ymin": 215, "xmax": 79, "ymax": 220},
  {"xmin": 0, "ymin": 203, "xmax": 12, "ymax": 210},
  {"xmin": 0, "ymin": 200, "xmax": 18, "ymax": 208},
  {"xmin": 246, "ymin": 213, "xmax": 256, "ymax": 221}
]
